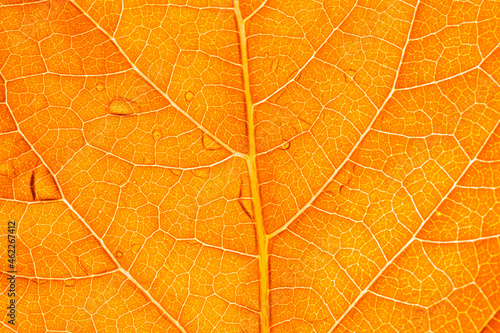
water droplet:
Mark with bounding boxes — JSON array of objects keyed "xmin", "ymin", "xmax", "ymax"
[
  {"xmin": 415, "ymin": 308, "xmax": 426, "ymax": 316},
  {"xmin": 132, "ymin": 243, "xmax": 141, "ymax": 252},
  {"xmin": 264, "ymin": 52, "xmax": 269, "ymax": 57},
  {"xmin": 202, "ymin": 134, "xmax": 222, "ymax": 150},
  {"xmin": 287, "ymin": 69, "xmax": 299, "ymax": 81},
  {"xmin": 297, "ymin": 116, "xmax": 311, "ymax": 126},
  {"xmin": 339, "ymin": 185, "xmax": 348, "ymax": 196},
  {"xmin": 107, "ymin": 97, "xmax": 138, "ymax": 115},
  {"xmin": 279, "ymin": 140, "xmax": 290, "ymax": 150},
  {"xmin": 116, "ymin": 251, "xmax": 123, "ymax": 258},
  {"xmin": 238, "ymin": 198, "xmax": 254, "ymax": 220},
  {"xmin": 96, "ymin": 83, "xmax": 105, "ymax": 92},
  {"xmin": 295, "ymin": 71, "xmax": 302, "ymax": 82},
  {"xmin": 436, "ymin": 211, "xmax": 443, "ymax": 217},
  {"xmin": 378, "ymin": 114, "xmax": 387, "ymax": 124},
  {"xmin": 152, "ymin": 129, "xmax": 163, "ymax": 141},
  {"xmin": 64, "ymin": 279, "xmax": 76, "ymax": 287},
  {"xmin": 344, "ymin": 69, "xmax": 357, "ymax": 83},
  {"xmin": 142, "ymin": 156, "xmax": 153, "ymax": 164},
  {"xmin": 132, "ymin": 179, "xmax": 137, "ymax": 184},
  {"xmin": 33, "ymin": 278, "xmax": 47, "ymax": 285},
  {"xmin": 271, "ymin": 58, "xmax": 279, "ymax": 73},
  {"xmin": 171, "ymin": 169, "xmax": 182, "ymax": 176},
  {"xmin": 353, "ymin": 164, "xmax": 363, "ymax": 176},
  {"xmin": 185, "ymin": 91, "xmax": 194, "ymax": 102}
]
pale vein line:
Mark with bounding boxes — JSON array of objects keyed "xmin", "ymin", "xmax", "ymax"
[
  {"xmin": 327, "ymin": 116, "xmax": 500, "ymax": 332},
  {"xmin": 79, "ymin": 143, "xmax": 237, "ymax": 172},
  {"xmin": 243, "ymin": 0, "xmax": 269, "ymax": 23},
  {"xmin": 395, "ymin": 44, "xmax": 499, "ymax": 92},
  {"xmin": 5, "ymin": 107, "xmax": 188, "ymax": 332},
  {"xmin": 252, "ymin": 1, "xmax": 359, "ymax": 107},
  {"xmin": 479, "ymin": 305, "xmax": 500, "ymax": 332},
  {"xmin": 418, "ymin": 234, "xmax": 500, "ymax": 244},
  {"xmin": 367, "ymin": 290, "xmax": 428, "ymax": 308},
  {"xmin": 325, "ymin": 14, "xmax": 500, "ymax": 333},
  {"xmin": 0, "ymin": 0, "xmax": 47, "ymax": 7},
  {"xmin": 270, "ymin": 9, "xmax": 500, "ymax": 242},
  {"xmin": 0, "ymin": 322, "xmax": 16, "ymax": 332},
  {"xmin": 233, "ymin": 0, "xmax": 270, "ymax": 330},
  {"xmin": 0, "ymin": 269, "xmax": 120, "ymax": 280},
  {"xmin": 67, "ymin": 0, "xmax": 244, "ymax": 159}
]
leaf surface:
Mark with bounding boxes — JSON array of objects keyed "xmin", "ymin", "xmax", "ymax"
[{"xmin": 0, "ymin": 0, "xmax": 500, "ymax": 332}]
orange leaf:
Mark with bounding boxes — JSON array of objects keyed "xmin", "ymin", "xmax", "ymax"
[{"xmin": 0, "ymin": 0, "xmax": 499, "ymax": 332}]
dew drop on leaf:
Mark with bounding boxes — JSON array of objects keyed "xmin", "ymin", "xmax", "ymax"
[
  {"xmin": 142, "ymin": 156, "xmax": 153, "ymax": 164},
  {"xmin": 152, "ymin": 129, "xmax": 164, "ymax": 141},
  {"xmin": 271, "ymin": 57, "xmax": 279, "ymax": 73},
  {"xmin": 238, "ymin": 198, "xmax": 254, "ymax": 220},
  {"xmin": 353, "ymin": 164, "xmax": 363, "ymax": 176},
  {"xmin": 171, "ymin": 169, "xmax": 182, "ymax": 176},
  {"xmin": 96, "ymin": 83, "xmax": 105, "ymax": 92},
  {"xmin": 185, "ymin": 91, "xmax": 194, "ymax": 102},
  {"xmin": 107, "ymin": 98, "xmax": 138, "ymax": 115},
  {"xmin": 3, "ymin": 0, "xmax": 499, "ymax": 330},
  {"xmin": 279, "ymin": 140, "xmax": 290, "ymax": 150},
  {"xmin": 33, "ymin": 278, "xmax": 47, "ymax": 285},
  {"xmin": 339, "ymin": 185, "xmax": 348, "ymax": 196},
  {"xmin": 415, "ymin": 308, "xmax": 426, "ymax": 316},
  {"xmin": 345, "ymin": 68, "xmax": 357, "ymax": 81},
  {"xmin": 295, "ymin": 71, "xmax": 302, "ymax": 82}
]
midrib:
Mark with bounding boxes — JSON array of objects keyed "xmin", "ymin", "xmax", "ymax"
[{"xmin": 233, "ymin": 2, "xmax": 271, "ymax": 332}]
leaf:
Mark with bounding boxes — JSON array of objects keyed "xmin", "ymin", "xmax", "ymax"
[{"xmin": 0, "ymin": 0, "xmax": 499, "ymax": 332}]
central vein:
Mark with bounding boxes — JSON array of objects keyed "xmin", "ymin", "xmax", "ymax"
[{"xmin": 234, "ymin": 2, "xmax": 270, "ymax": 331}]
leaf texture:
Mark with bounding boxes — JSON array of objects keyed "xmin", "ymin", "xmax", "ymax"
[{"xmin": 0, "ymin": 0, "xmax": 499, "ymax": 332}]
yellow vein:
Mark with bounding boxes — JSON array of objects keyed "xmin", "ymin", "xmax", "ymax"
[
  {"xmin": 327, "ymin": 108, "xmax": 500, "ymax": 332},
  {"xmin": 68, "ymin": 0, "xmax": 244, "ymax": 159},
  {"xmin": 5, "ymin": 104, "xmax": 188, "ymax": 332},
  {"xmin": 234, "ymin": 1, "xmax": 270, "ymax": 331}
]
